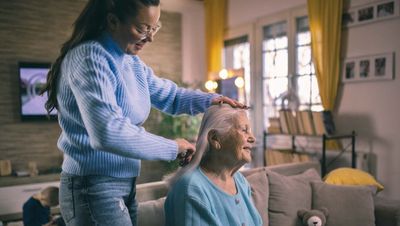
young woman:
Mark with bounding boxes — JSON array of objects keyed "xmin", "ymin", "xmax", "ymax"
[
  {"xmin": 165, "ymin": 104, "xmax": 262, "ymax": 226},
  {"xmin": 41, "ymin": 0, "xmax": 245, "ymax": 225}
]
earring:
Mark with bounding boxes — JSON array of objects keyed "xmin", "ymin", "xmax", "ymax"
[{"xmin": 214, "ymin": 142, "xmax": 221, "ymax": 150}]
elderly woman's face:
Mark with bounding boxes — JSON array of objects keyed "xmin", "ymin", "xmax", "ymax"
[{"xmin": 220, "ymin": 112, "xmax": 255, "ymax": 164}]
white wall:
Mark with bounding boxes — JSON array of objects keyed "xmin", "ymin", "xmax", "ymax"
[
  {"xmin": 227, "ymin": 0, "xmax": 306, "ymax": 28},
  {"xmin": 161, "ymin": 0, "xmax": 206, "ymax": 86},
  {"xmin": 163, "ymin": 0, "xmax": 400, "ymax": 199},
  {"xmin": 336, "ymin": 0, "xmax": 400, "ymax": 199}
]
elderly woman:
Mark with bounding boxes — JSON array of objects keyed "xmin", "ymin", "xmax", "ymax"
[{"xmin": 164, "ymin": 104, "xmax": 262, "ymax": 226}]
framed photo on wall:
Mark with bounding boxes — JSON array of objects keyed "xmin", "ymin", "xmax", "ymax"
[
  {"xmin": 342, "ymin": 0, "xmax": 399, "ymax": 27},
  {"xmin": 372, "ymin": 53, "xmax": 393, "ymax": 80},
  {"xmin": 358, "ymin": 6, "xmax": 374, "ymax": 23},
  {"xmin": 342, "ymin": 52, "xmax": 394, "ymax": 83},
  {"xmin": 344, "ymin": 60, "xmax": 356, "ymax": 80},
  {"xmin": 359, "ymin": 59, "xmax": 370, "ymax": 78},
  {"xmin": 377, "ymin": 1, "xmax": 395, "ymax": 18}
]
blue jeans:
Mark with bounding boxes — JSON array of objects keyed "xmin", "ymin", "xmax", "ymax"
[{"xmin": 59, "ymin": 172, "xmax": 138, "ymax": 226}]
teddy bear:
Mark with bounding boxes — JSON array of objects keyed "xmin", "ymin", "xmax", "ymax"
[{"xmin": 297, "ymin": 207, "xmax": 329, "ymax": 226}]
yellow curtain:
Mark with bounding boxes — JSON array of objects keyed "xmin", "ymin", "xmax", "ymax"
[
  {"xmin": 308, "ymin": 0, "xmax": 343, "ymax": 150},
  {"xmin": 204, "ymin": 0, "xmax": 227, "ymax": 79},
  {"xmin": 307, "ymin": 0, "xmax": 343, "ymax": 111}
]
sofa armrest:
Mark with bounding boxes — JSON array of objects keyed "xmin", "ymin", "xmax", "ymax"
[
  {"xmin": 138, "ymin": 197, "xmax": 166, "ymax": 226},
  {"xmin": 137, "ymin": 181, "xmax": 168, "ymax": 202},
  {"xmin": 374, "ymin": 196, "xmax": 400, "ymax": 226}
]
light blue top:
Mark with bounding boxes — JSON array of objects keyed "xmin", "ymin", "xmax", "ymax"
[
  {"xmin": 165, "ymin": 167, "xmax": 263, "ymax": 226},
  {"xmin": 57, "ymin": 33, "xmax": 217, "ymax": 178}
]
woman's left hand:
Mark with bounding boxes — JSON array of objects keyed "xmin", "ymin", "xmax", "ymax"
[{"xmin": 211, "ymin": 96, "xmax": 248, "ymax": 109}]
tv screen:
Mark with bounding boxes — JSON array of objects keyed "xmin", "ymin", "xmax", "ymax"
[
  {"xmin": 19, "ymin": 62, "xmax": 57, "ymax": 121},
  {"xmin": 216, "ymin": 76, "xmax": 239, "ymax": 100}
]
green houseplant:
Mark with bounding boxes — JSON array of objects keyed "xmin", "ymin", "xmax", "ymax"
[{"xmin": 144, "ymin": 108, "xmax": 202, "ymax": 173}]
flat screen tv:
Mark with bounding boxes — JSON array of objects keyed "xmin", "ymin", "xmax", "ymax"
[
  {"xmin": 19, "ymin": 62, "xmax": 57, "ymax": 121},
  {"xmin": 216, "ymin": 76, "xmax": 239, "ymax": 101}
]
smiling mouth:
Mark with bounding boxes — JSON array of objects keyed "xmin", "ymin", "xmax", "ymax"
[
  {"xmin": 243, "ymin": 147, "xmax": 252, "ymax": 152},
  {"xmin": 135, "ymin": 43, "xmax": 144, "ymax": 49},
  {"xmin": 135, "ymin": 40, "xmax": 146, "ymax": 48}
]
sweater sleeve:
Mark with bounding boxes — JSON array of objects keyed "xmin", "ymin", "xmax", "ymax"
[
  {"xmin": 66, "ymin": 47, "xmax": 177, "ymax": 160},
  {"xmin": 143, "ymin": 64, "xmax": 219, "ymax": 116}
]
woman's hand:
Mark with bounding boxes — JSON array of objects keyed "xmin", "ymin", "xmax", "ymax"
[
  {"xmin": 175, "ymin": 138, "xmax": 195, "ymax": 166},
  {"xmin": 211, "ymin": 96, "xmax": 248, "ymax": 109}
]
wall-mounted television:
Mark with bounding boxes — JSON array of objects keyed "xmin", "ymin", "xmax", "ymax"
[
  {"xmin": 216, "ymin": 76, "xmax": 239, "ymax": 101},
  {"xmin": 18, "ymin": 62, "xmax": 57, "ymax": 121}
]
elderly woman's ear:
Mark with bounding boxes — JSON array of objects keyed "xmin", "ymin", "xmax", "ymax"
[{"xmin": 207, "ymin": 129, "xmax": 221, "ymax": 150}]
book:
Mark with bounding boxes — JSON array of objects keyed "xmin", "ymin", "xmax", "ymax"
[
  {"xmin": 268, "ymin": 117, "xmax": 282, "ymax": 134},
  {"xmin": 278, "ymin": 110, "xmax": 290, "ymax": 134},
  {"xmin": 296, "ymin": 111, "xmax": 305, "ymax": 135},
  {"xmin": 322, "ymin": 110, "xmax": 335, "ymax": 135},
  {"xmin": 312, "ymin": 111, "xmax": 326, "ymax": 135},
  {"xmin": 266, "ymin": 149, "xmax": 299, "ymax": 165},
  {"xmin": 285, "ymin": 110, "xmax": 298, "ymax": 134},
  {"xmin": 312, "ymin": 110, "xmax": 336, "ymax": 135},
  {"xmin": 300, "ymin": 110, "xmax": 315, "ymax": 135}
]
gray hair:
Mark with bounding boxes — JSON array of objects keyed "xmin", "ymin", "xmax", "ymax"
[{"xmin": 166, "ymin": 104, "xmax": 246, "ymax": 185}]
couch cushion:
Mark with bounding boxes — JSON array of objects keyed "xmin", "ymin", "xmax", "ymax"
[
  {"xmin": 323, "ymin": 167, "xmax": 384, "ymax": 192},
  {"xmin": 245, "ymin": 169, "xmax": 269, "ymax": 226},
  {"xmin": 267, "ymin": 168, "xmax": 321, "ymax": 226},
  {"xmin": 374, "ymin": 195, "xmax": 400, "ymax": 226},
  {"xmin": 138, "ymin": 197, "xmax": 166, "ymax": 226},
  {"xmin": 266, "ymin": 161, "xmax": 321, "ymax": 176},
  {"xmin": 311, "ymin": 181, "xmax": 375, "ymax": 226},
  {"xmin": 241, "ymin": 166, "xmax": 267, "ymax": 177}
]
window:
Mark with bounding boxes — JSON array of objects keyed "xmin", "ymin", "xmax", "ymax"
[
  {"xmin": 261, "ymin": 15, "xmax": 322, "ymax": 130},
  {"xmin": 296, "ymin": 16, "xmax": 322, "ymax": 111},
  {"xmin": 223, "ymin": 35, "xmax": 251, "ymax": 106},
  {"xmin": 262, "ymin": 21, "xmax": 289, "ymax": 128}
]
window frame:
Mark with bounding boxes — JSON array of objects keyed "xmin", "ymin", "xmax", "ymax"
[
  {"xmin": 223, "ymin": 6, "xmax": 321, "ymax": 167},
  {"xmin": 255, "ymin": 6, "xmax": 321, "ymax": 130}
]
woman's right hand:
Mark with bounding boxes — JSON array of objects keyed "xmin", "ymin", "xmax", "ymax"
[{"xmin": 175, "ymin": 138, "xmax": 195, "ymax": 166}]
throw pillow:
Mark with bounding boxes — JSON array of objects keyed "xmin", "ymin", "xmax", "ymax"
[
  {"xmin": 311, "ymin": 181, "xmax": 375, "ymax": 226},
  {"xmin": 267, "ymin": 168, "xmax": 321, "ymax": 226},
  {"xmin": 323, "ymin": 167, "xmax": 384, "ymax": 191},
  {"xmin": 138, "ymin": 197, "xmax": 166, "ymax": 226},
  {"xmin": 245, "ymin": 169, "xmax": 269, "ymax": 226}
]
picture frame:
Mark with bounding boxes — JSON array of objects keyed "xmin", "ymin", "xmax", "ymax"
[
  {"xmin": 342, "ymin": 52, "xmax": 394, "ymax": 83},
  {"xmin": 342, "ymin": 0, "xmax": 399, "ymax": 27}
]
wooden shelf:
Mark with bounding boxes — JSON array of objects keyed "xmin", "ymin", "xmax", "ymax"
[
  {"xmin": 0, "ymin": 173, "xmax": 60, "ymax": 187},
  {"xmin": 263, "ymin": 131, "xmax": 356, "ymax": 176}
]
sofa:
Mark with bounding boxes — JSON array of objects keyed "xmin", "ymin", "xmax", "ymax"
[{"xmin": 136, "ymin": 161, "xmax": 400, "ymax": 226}]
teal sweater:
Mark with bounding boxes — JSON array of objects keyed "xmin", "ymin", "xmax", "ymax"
[
  {"xmin": 57, "ymin": 33, "xmax": 217, "ymax": 178},
  {"xmin": 165, "ymin": 167, "xmax": 263, "ymax": 226}
]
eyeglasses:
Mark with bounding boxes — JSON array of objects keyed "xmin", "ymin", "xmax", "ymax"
[{"xmin": 134, "ymin": 21, "xmax": 162, "ymax": 39}]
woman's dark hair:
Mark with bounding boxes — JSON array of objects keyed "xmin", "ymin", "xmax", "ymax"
[{"xmin": 41, "ymin": 0, "xmax": 160, "ymax": 114}]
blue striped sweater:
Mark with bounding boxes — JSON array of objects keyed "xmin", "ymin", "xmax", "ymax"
[{"xmin": 57, "ymin": 33, "xmax": 217, "ymax": 178}]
